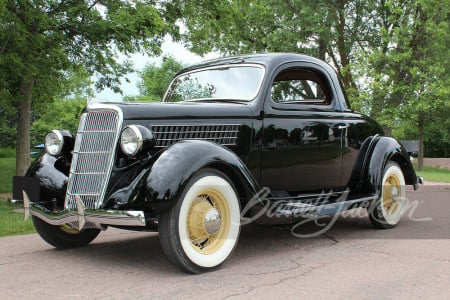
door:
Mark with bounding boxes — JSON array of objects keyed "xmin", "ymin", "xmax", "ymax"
[{"xmin": 260, "ymin": 64, "xmax": 344, "ymax": 194}]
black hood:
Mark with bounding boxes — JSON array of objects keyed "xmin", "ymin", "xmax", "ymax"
[{"xmin": 107, "ymin": 101, "xmax": 255, "ymax": 121}]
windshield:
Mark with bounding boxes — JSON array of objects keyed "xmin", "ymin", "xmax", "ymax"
[{"xmin": 163, "ymin": 64, "xmax": 265, "ymax": 102}]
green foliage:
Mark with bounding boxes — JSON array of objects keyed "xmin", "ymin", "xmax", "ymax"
[
  {"xmin": 168, "ymin": 0, "xmax": 449, "ymax": 157},
  {"xmin": 367, "ymin": 0, "xmax": 449, "ymax": 123},
  {"xmin": 392, "ymin": 110, "xmax": 450, "ymax": 158},
  {"xmin": 31, "ymin": 98, "xmax": 87, "ymax": 146},
  {"xmin": 167, "ymin": 0, "xmax": 377, "ymax": 95},
  {"xmin": 1, "ymin": 0, "xmax": 169, "ymax": 174},
  {"xmin": 168, "ymin": 79, "xmax": 215, "ymax": 102},
  {"xmin": 137, "ymin": 56, "xmax": 184, "ymax": 101},
  {"xmin": 365, "ymin": 0, "xmax": 450, "ymax": 164}
]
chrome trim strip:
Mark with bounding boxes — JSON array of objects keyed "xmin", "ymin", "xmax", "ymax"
[
  {"xmin": 152, "ymin": 124, "xmax": 240, "ymax": 148},
  {"xmin": 24, "ymin": 191, "xmax": 145, "ymax": 230}
]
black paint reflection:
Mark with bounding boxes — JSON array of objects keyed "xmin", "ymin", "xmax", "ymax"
[{"xmin": 261, "ymin": 117, "xmax": 343, "ymax": 192}]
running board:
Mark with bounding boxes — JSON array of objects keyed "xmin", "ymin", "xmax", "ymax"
[
  {"xmin": 277, "ymin": 194, "xmax": 377, "ymax": 217},
  {"xmin": 252, "ymin": 191, "xmax": 378, "ymax": 224}
]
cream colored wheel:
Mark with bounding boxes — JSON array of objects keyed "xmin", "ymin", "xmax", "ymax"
[
  {"xmin": 185, "ymin": 189, "xmax": 231, "ymax": 254},
  {"xmin": 369, "ymin": 162, "xmax": 406, "ymax": 229},
  {"xmin": 59, "ymin": 224, "xmax": 81, "ymax": 235},
  {"xmin": 159, "ymin": 170, "xmax": 240, "ymax": 273}
]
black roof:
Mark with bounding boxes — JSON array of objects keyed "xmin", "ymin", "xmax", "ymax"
[{"xmin": 177, "ymin": 53, "xmax": 336, "ymax": 76}]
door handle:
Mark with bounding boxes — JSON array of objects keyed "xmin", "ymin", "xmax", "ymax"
[{"xmin": 337, "ymin": 124, "xmax": 349, "ymax": 130}]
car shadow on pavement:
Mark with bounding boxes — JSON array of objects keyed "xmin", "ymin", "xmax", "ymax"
[
  {"xmin": 41, "ymin": 215, "xmax": 374, "ymax": 274},
  {"xmin": 40, "ymin": 192, "xmax": 448, "ymax": 275}
]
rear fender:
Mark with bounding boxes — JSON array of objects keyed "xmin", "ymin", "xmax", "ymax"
[{"xmin": 356, "ymin": 136, "xmax": 417, "ymax": 195}]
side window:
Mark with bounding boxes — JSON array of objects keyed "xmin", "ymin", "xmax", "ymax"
[{"xmin": 271, "ymin": 69, "xmax": 330, "ymax": 105}]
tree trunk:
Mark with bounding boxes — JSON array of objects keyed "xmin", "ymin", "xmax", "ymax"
[
  {"xmin": 417, "ymin": 112, "xmax": 424, "ymax": 171},
  {"xmin": 334, "ymin": 0, "xmax": 358, "ymax": 94},
  {"xmin": 16, "ymin": 77, "xmax": 34, "ymax": 176},
  {"xmin": 318, "ymin": 38, "xmax": 326, "ymax": 61}
]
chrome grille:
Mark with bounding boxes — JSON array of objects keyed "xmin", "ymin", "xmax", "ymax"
[
  {"xmin": 65, "ymin": 106, "xmax": 122, "ymax": 210},
  {"xmin": 152, "ymin": 124, "xmax": 240, "ymax": 148}
]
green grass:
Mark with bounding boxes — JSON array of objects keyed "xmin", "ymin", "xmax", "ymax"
[
  {"xmin": 0, "ymin": 157, "xmax": 15, "ymax": 193},
  {"xmin": 0, "ymin": 148, "xmax": 16, "ymax": 158},
  {"xmin": 0, "ymin": 200, "xmax": 35, "ymax": 237},
  {"xmin": 0, "ymin": 154, "xmax": 36, "ymax": 236},
  {"xmin": 414, "ymin": 164, "xmax": 450, "ymax": 183}
]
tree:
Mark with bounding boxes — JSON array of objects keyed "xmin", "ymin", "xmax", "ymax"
[
  {"xmin": 31, "ymin": 67, "xmax": 94, "ymax": 146},
  {"xmin": 137, "ymin": 56, "xmax": 184, "ymax": 101},
  {"xmin": 367, "ymin": 0, "xmax": 450, "ymax": 169},
  {"xmin": 31, "ymin": 98, "xmax": 87, "ymax": 146},
  {"xmin": 167, "ymin": 0, "xmax": 450, "ymax": 161},
  {"xmin": 166, "ymin": 0, "xmax": 379, "ymax": 99},
  {"xmin": 0, "ymin": 1, "xmax": 167, "ymax": 175}
]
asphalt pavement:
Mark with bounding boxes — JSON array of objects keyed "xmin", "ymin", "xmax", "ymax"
[{"xmin": 0, "ymin": 187, "xmax": 449, "ymax": 299}]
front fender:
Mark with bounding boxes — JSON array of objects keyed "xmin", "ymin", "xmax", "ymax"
[
  {"xmin": 143, "ymin": 140, "xmax": 260, "ymax": 212},
  {"xmin": 23, "ymin": 153, "xmax": 70, "ymax": 209},
  {"xmin": 361, "ymin": 136, "xmax": 417, "ymax": 195}
]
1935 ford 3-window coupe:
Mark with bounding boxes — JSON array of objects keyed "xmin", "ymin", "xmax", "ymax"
[{"xmin": 14, "ymin": 53, "xmax": 421, "ymax": 273}]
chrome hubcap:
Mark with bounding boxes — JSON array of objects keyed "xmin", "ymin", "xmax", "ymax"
[
  {"xmin": 391, "ymin": 187, "xmax": 399, "ymax": 203},
  {"xmin": 204, "ymin": 208, "xmax": 221, "ymax": 234}
]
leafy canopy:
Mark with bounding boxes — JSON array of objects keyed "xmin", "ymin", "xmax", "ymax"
[
  {"xmin": 0, "ymin": 0, "xmax": 169, "ymax": 174},
  {"xmin": 137, "ymin": 56, "xmax": 184, "ymax": 101}
]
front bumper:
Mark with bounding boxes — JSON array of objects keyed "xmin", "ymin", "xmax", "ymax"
[{"xmin": 22, "ymin": 191, "xmax": 146, "ymax": 231}]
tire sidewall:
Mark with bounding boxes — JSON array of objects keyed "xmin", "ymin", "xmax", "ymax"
[
  {"xmin": 32, "ymin": 216, "xmax": 100, "ymax": 249},
  {"xmin": 370, "ymin": 162, "xmax": 406, "ymax": 228},
  {"xmin": 175, "ymin": 170, "xmax": 241, "ymax": 269},
  {"xmin": 380, "ymin": 163, "xmax": 406, "ymax": 225}
]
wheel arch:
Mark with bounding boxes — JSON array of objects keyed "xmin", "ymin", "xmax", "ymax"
[
  {"xmin": 144, "ymin": 140, "xmax": 260, "ymax": 212},
  {"xmin": 351, "ymin": 136, "xmax": 417, "ymax": 196},
  {"xmin": 206, "ymin": 162, "xmax": 255, "ymax": 210},
  {"xmin": 388, "ymin": 152, "xmax": 416, "ymax": 187}
]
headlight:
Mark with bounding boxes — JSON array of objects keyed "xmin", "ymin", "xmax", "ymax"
[
  {"xmin": 45, "ymin": 130, "xmax": 64, "ymax": 156},
  {"xmin": 120, "ymin": 125, "xmax": 143, "ymax": 156}
]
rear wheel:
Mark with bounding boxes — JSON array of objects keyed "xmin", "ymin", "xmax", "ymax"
[
  {"xmin": 159, "ymin": 169, "xmax": 240, "ymax": 273},
  {"xmin": 33, "ymin": 217, "xmax": 100, "ymax": 249},
  {"xmin": 368, "ymin": 162, "xmax": 406, "ymax": 229}
]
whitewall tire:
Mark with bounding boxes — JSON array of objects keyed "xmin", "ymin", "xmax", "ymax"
[
  {"xmin": 369, "ymin": 161, "xmax": 406, "ymax": 229},
  {"xmin": 159, "ymin": 169, "xmax": 240, "ymax": 273}
]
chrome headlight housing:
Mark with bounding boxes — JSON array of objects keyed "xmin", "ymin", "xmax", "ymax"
[
  {"xmin": 45, "ymin": 130, "xmax": 64, "ymax": 156},
  {"xmin": 120, "ymin": 125, "xmax": 144, "ymax": 156}
]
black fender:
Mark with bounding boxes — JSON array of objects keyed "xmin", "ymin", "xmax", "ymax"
[
  {"xmin": 122, "ymin": 140, "xmax": 261, "ymax": 212},
  {"xmin": 23, "ymin": 153, "xmax": 70, "ymax": 209},
  {"xmin": 349, "ymin": 135, "xmax": 418, "ymax": 196}
]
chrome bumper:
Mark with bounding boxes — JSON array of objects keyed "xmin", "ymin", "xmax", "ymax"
[
  {"xmin": 414, "ymin": 176, "xmax": 424, "ymax": 190},
  {"xmin": 23, "ymin": 192, "xmax": 146, "ymax": 231}
]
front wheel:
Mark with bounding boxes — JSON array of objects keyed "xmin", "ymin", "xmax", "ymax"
[
  {"xmin": 159, "ymin": 169, "xmax": 241, "ymax": 273},
  {"xmin": 33, "ymin": 217, "xmax": 101, "ymax": 249},
  {"xmin": 368, "ymin": 161, "xmax": 406, "ymax": 229}
]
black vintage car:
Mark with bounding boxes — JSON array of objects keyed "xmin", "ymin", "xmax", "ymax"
[{"xmin": 14, "ymin": 53, "xmax": 422, "ymax": 273}]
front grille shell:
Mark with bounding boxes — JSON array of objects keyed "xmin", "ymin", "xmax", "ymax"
[{"xmin": 65, "ymin": 104, "xmax": 123, "ymax": 210}]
